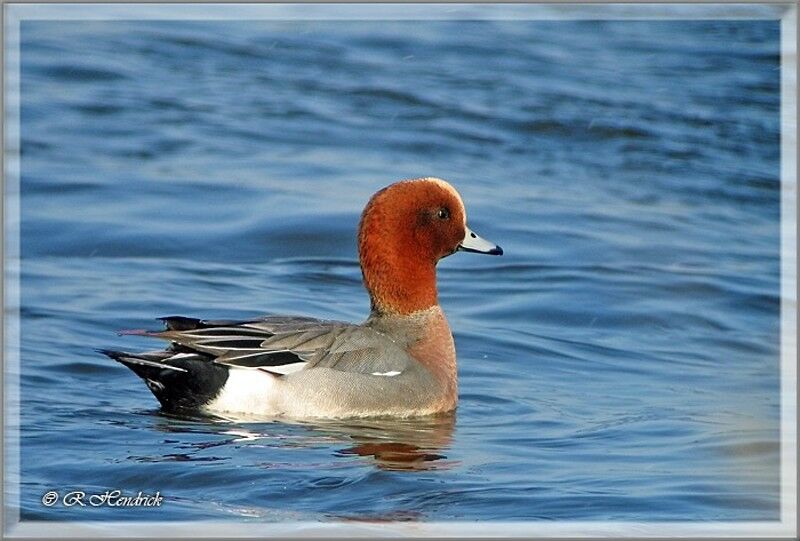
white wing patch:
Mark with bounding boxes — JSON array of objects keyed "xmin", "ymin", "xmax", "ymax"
[
  {"xmin": 371, "ymin": 370, "xmax": 402, "ymax": 377},
  {"xmin": 261, "ymin": 362, "xmax": 306, "ymax": 375}
]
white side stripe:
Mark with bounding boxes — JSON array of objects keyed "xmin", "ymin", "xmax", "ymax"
[
  {"xmin": 371, "ymin": 370, "xmax": 402, "ymax": 377},
  {"xmin": 265, "ymin": 362, "xmax": 306, "ymax": 375}
]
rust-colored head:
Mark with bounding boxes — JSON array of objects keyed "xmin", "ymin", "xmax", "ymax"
[{"xmin": 357, "ymin": 177, "xmax": 502, "ymax": 315}]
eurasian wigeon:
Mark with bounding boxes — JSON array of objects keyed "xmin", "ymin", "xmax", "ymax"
[{"xmin": 102, "ymin": 177, "xmax": 502, "ymax": 418}]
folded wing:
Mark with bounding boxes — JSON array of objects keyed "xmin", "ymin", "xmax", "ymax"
[{"xmin": 136, "ymin": 315, "xmax": 415, "ymax": 377}]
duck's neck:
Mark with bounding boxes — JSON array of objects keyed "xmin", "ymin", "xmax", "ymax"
[{"xmin": 361, "ymin": 252, "xmax": 439, "ymax": 316}]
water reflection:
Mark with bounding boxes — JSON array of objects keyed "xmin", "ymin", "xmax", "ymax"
[
  {"xmin": 145, "ymin": 410, "xmax": 457, "ymax": 472},
  {"xmin": 326, "ymin": 415, "xmax": 456, "ymax": 471}
]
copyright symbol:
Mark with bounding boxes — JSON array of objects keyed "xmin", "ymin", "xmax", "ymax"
[{"xmin": 42, "ymin": 491, "xmax": 58, "ymax": 507}]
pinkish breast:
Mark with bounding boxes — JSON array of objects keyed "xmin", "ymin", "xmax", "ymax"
[{"xmin": 406, "ymin": 307, "xmax": 458, "ymax": 412}]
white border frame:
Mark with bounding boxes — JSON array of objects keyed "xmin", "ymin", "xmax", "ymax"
[{"xmin": 3, "ymin": 3, "xmax": 796, "ymax": 538}]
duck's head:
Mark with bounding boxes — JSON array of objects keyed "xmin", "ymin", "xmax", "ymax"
[{"xmin": 358, "ymin": 177, "xmax": 502, "ymax": 315}]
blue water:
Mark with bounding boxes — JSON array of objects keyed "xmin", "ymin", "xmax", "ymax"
[{"xmin": 14, "ymin": 18, "xmax": 781, "ymax": 522}]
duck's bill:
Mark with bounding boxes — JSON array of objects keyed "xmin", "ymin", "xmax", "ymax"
[{"xmin": 458, "ymin": 226, "xmax": 503, "ymax": 256}]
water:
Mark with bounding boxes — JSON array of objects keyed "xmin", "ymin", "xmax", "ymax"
[{"xmin": 13, "ymin": 17, "xmax": 782, "ymax": 523}]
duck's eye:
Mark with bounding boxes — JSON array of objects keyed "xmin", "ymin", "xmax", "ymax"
[{"xmin": 437, "ymin": 207, "xmax": 450, "ymax": 220}]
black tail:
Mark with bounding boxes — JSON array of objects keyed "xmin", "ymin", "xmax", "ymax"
[{"xmin": 99, "ymin": 349, "xmax": 229, "ymax": 412}]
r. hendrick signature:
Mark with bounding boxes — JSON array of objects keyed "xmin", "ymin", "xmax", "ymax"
[{"xmin": 42, "ymin": 490, "xmax": 163, "ymax": 508}]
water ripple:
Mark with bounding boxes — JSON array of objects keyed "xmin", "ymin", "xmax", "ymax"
[{"xmin": 16, "ymin": 17, "xmax": 781, "ymax": 523}]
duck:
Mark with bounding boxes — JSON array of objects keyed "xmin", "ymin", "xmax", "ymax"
[{"xmin": 101, "ymin": 177, "xmax": 502, "ymax": 418}]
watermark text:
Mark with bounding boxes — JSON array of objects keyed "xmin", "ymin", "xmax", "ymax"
[{"xmin": 42, "ymin": 490, "xmax": 163, "ymax": 508}]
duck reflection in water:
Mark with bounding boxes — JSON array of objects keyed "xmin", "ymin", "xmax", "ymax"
[
  {"xmin": 330, "ymin": 413, "xmax": 456, "ymax": 471},
  {"xmin": 144, "ymin": 410, "xmax": 457, "ymax": 472}
]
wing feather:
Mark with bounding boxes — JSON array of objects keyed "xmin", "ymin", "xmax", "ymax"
[{"xmin": 126, "ymin": 315, "xmax": 414, "ymax": 377}]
